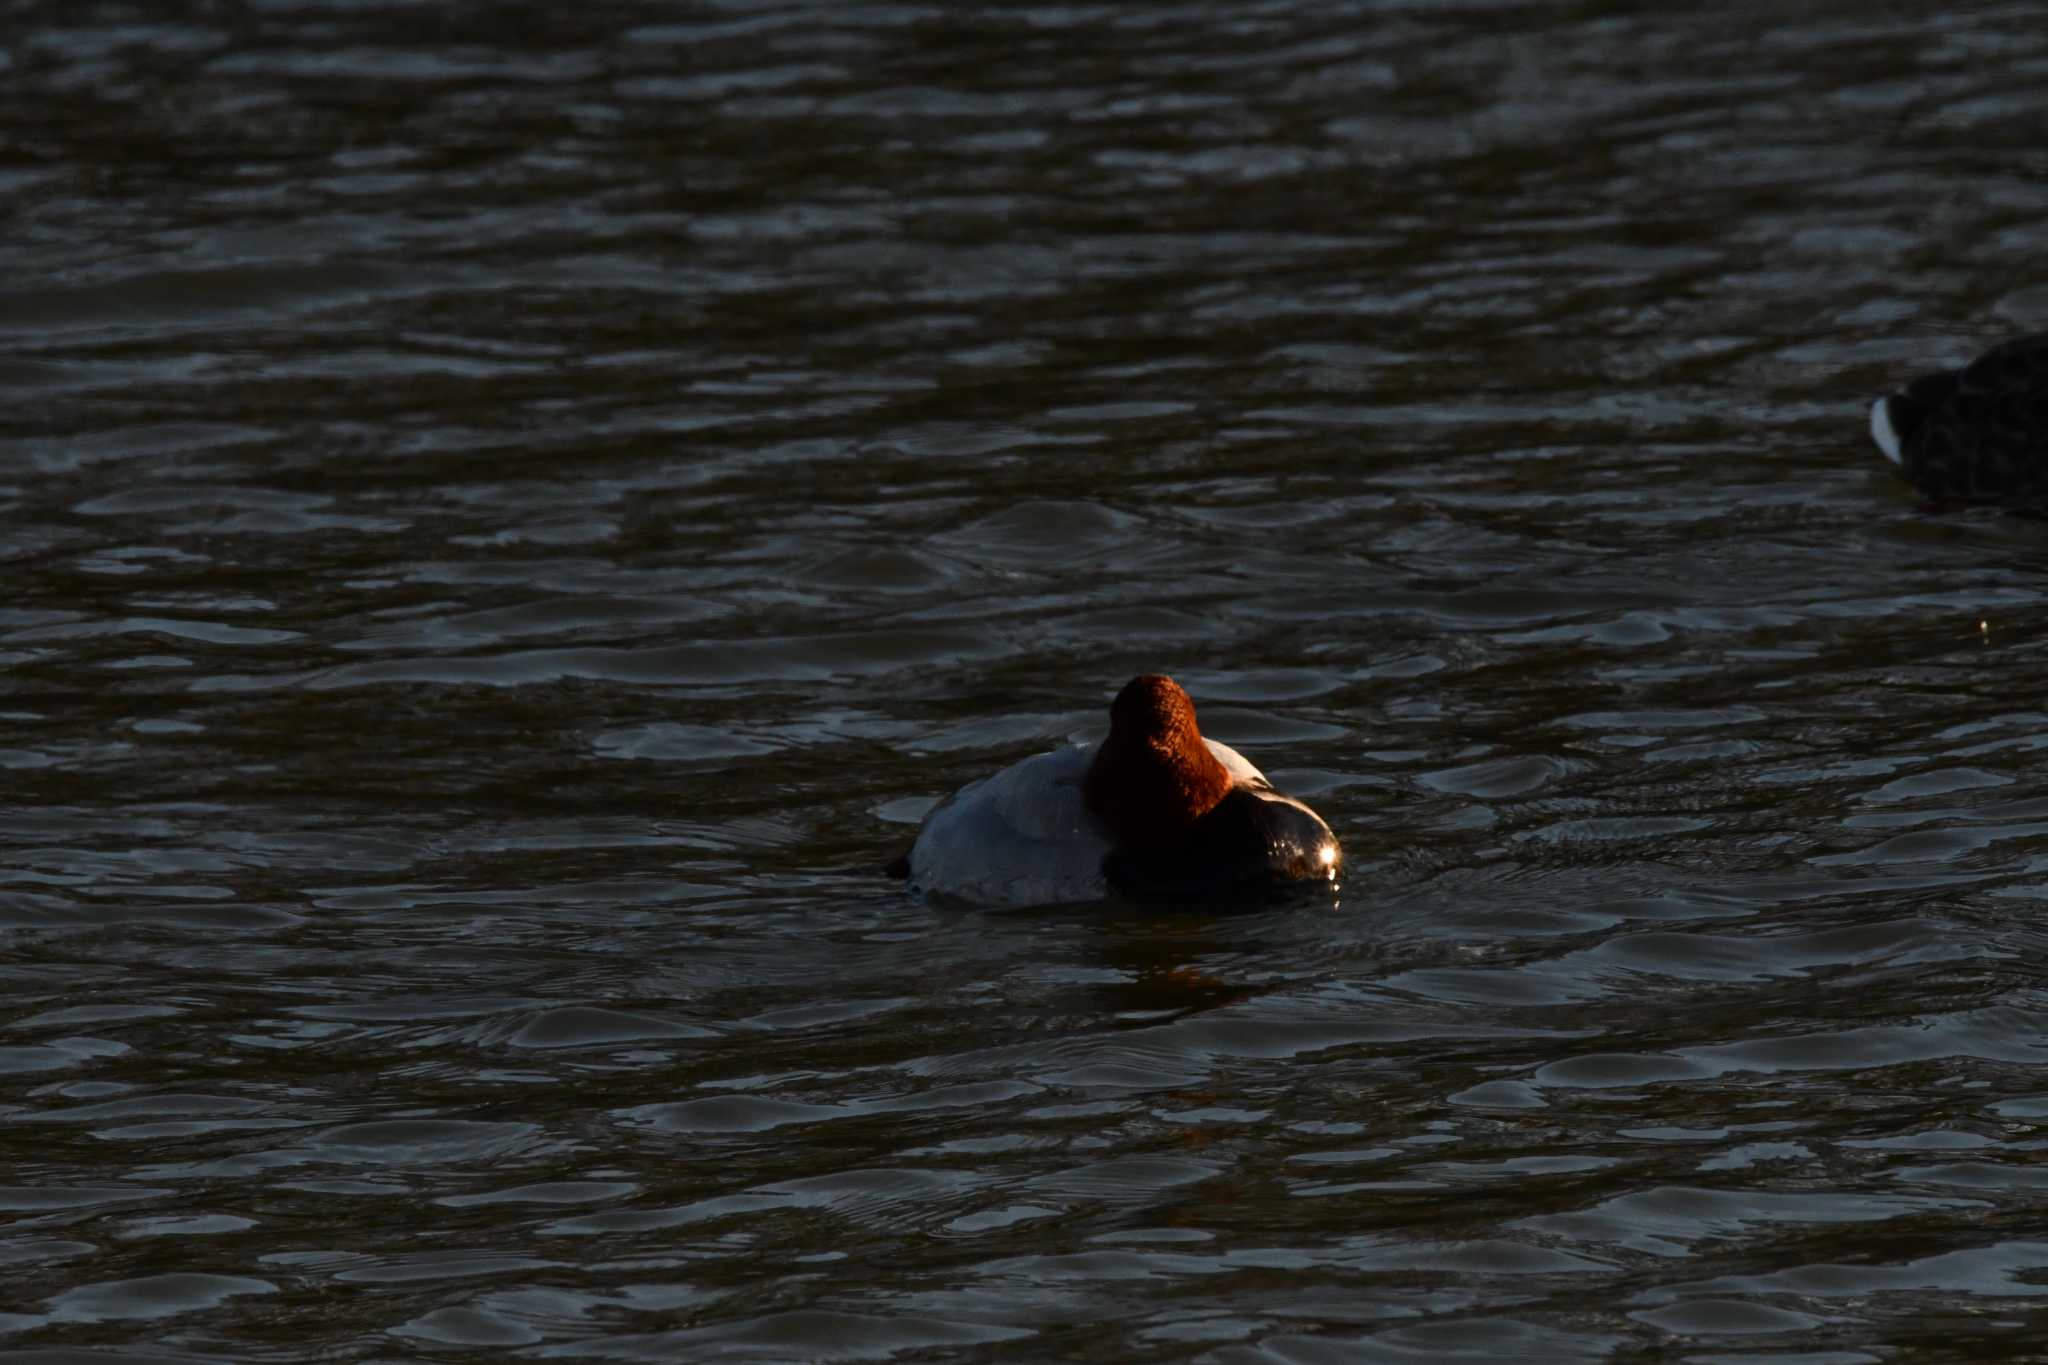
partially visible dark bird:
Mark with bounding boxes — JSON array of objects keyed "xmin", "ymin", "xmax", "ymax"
[{"xmin": 1871, "ymin": 333, "xmax": 2048, "ymax": 511}]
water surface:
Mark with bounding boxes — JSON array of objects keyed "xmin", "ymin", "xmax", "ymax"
[{"xmin": 6, "ymin": 1, "xmax": 2048, "ymax": 1359}]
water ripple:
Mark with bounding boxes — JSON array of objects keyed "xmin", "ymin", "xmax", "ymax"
[{"xmin": 5, "ymin": 0, "xmax": 2048, "ymax": 1358}]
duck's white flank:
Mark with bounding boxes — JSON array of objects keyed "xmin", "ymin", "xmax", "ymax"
[
  {"xmin": 907, "ymin": 737, "xmax": 1272, "ymax": 907},
  {"xmin": 1869, "ymin": 396, "xmax": 1903, "ymax": 466}
]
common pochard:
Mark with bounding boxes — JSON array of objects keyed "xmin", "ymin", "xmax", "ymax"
[{"xmin": 893, "ymin": 674, "xmax": 1340, "ymax": 907}]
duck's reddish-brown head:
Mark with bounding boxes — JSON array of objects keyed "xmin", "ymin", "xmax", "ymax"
[{"xmin": 1083, "ymin": 674, "xmax": 1233, "ymax": 852}]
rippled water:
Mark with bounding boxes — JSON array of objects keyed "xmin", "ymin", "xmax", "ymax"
[{"xmin": 7, "ymin": 2, "xmax": 2048, "ymax": 1359}]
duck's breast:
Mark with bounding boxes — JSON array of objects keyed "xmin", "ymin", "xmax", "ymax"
[{"xmin": 1095, "ymin": 737, "xmax": 1337, "ymax": 902}]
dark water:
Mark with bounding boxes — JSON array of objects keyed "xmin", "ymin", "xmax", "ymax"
[{"xmin": 6, "ymin": 1, "xmax": 2048, "ymax": 1359}]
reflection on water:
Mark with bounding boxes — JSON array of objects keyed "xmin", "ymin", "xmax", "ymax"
[{"xmin": 7, "ymin": 0, "xmax": 2048, "ymax": 1357}]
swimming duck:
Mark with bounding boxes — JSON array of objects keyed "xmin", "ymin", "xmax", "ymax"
[
  {"xmin": 893, "ymin": 674, "xmax": 1340, "ymax": 907},
  {"xmin": 1870, "ymin": 333, "xmax": 2048, "ymax": 510}
]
